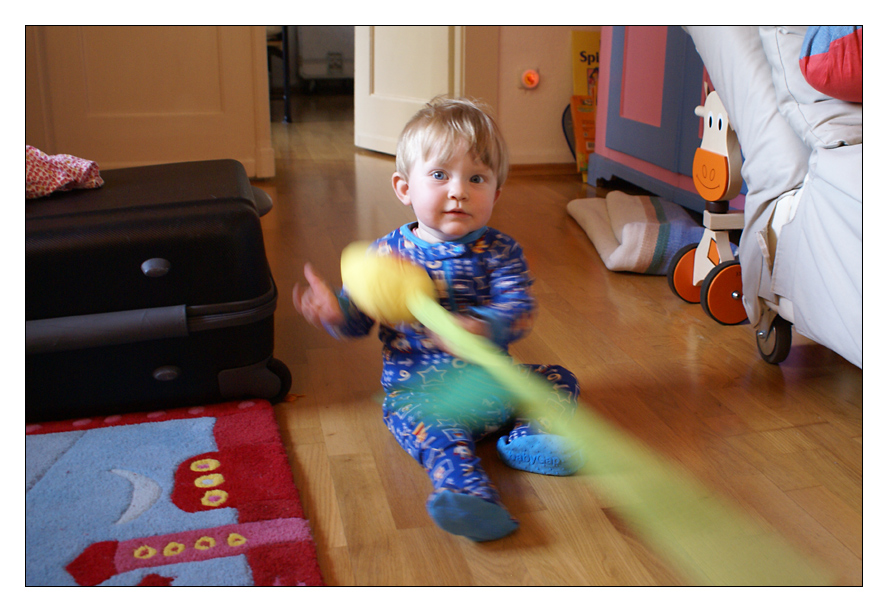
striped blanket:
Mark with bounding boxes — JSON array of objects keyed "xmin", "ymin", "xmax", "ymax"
[{"xmin": 567, "ymin": 191, "xmax": 705, "ymax": 275}]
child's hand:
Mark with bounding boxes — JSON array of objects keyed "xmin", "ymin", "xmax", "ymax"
[
  {"xmin": 428, "ymin": 314, "xmax": 490, "ymax": 354},
  {"xmin": 292, "ymin": 263, "xmax": 345, "ymax": 329}
]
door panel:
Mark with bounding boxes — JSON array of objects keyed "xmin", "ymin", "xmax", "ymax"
[
  {"xmin": 354, "ymin": 26, "xmax": 462, "ymax": 156},
  {"xmin": 26, "ymin": 26, "xmax": 274, "ymax": 177}
]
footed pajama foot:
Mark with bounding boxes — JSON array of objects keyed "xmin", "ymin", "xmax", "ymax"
[
  {"xmin": 497, "ymin": 434, "xmax": 584, "ymax": 476},
  {"xmin": 427, "ymin": 490, "xmax": 518, "ymax": 542}
]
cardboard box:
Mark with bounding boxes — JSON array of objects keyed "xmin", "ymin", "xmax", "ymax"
[{"xmin": 570, "ymin": 31, "xmax": 600, "ymax": 177}]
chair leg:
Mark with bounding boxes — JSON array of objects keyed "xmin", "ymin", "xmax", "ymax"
[{"xmin": 281, "ymin": 26, "xmax": 292, "ymax": 123}]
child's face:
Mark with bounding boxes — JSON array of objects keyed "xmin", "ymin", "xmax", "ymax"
[{"xmin": 392, "ymin": 143, "xmax": 501, "ymax": 243}]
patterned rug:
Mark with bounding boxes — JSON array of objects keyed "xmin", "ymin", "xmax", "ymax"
[{"xmin": 26, "ymin": 399, "xmax": 324, "ymax": 586}]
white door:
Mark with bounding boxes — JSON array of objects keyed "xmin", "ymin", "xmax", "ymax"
[
  {"xmin": 354, "ymin": 26, "xmax": 500, "ymax": 156},
  {"xmin": 26, "ymin": 26, "xmax": 275, "ymax": 177}
]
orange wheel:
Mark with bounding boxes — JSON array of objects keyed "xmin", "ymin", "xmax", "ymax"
[
  {"xmin": 701, "ymin": 261, "xmax": 747, "ymax": 325},
  {"xmin": 667, "ymin": 244, "xmax": 701, "ymax": 304}
]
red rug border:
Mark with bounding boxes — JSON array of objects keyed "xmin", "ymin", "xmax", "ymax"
[{"xmin": 25, "ymin": 399, "xmax": 273, "ymax": 435}]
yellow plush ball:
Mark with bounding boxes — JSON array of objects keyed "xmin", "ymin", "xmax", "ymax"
[{"xmin": 340, "ymin": 242, "xmax": 437, "ymax": 325}]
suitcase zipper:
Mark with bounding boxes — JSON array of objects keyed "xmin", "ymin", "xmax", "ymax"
[{"xmin": 186, "ymin": 284, "xmax": 277, "ymax": 332}]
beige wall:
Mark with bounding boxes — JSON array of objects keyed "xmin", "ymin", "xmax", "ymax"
[
  {"xmin": 26, "ymin": 26, "xmax": 599, "ymax": 171},
  {"xmin": 496, "ymin": 26, "xmax": 601, "ymax": 166}
]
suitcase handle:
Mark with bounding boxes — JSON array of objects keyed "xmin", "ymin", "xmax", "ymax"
[
  {"xmin": 251, "ymin": 186, "xmax": 273, "ymax": 217},
  {"xmin": 26, "ymin": 284, "xmax": 278, "ymax": 354},
  {"xmin": 26, "ymin": 305, "xmax": 187, "ymax": 354}
]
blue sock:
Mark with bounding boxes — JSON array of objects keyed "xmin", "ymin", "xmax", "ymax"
[
  {"xmin": 427, "ymin": 490, "xmax": 518, "ymax": 542},
  {"xmin": 497, "ymin": 433, "xmax": 583, "ymax": 476}
]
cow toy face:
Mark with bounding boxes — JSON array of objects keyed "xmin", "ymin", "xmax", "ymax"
[{"xmin": 692, "ymin": 91, "xmax": 742, "ymax": 202}]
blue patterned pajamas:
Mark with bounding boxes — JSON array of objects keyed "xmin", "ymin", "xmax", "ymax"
[
  {"xmin": 382, "ymin": 363, "xmax": 579, "ymax": 502},
  {"xmin": 324, "ymin": 223, "xmax": 582, "ymax": 539}
]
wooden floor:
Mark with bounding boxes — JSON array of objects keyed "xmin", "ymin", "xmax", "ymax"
[{"xmin": 254, "ymin": 94, "xmax": 863, "ymax": 586}]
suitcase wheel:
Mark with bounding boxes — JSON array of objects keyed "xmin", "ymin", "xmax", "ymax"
[{"xmin": 267, "ymin": 357, "xmax": 292, "ymax": 404}]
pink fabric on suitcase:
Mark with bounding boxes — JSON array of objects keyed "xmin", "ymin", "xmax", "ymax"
[{"xmin": 26, "ymin": 145, "xmax": 104, "ymax": 199}]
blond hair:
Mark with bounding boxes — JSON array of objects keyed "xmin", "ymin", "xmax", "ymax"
[{"xmin": 395, "ymin": 96, "xmax": 509, "ymax": 188}]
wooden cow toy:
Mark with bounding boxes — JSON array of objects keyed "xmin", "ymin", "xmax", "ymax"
[{"xmin": 667, "ymin": 89, "xmax": 747, "ymax": 326}]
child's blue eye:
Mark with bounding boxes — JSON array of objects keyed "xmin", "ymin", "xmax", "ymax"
[
  {"xmin": 432, "ymin": 171, "xmax": 446, "ymax": 180},
  {"xmin": 470, "ymin": 175, "xmax": 484, "ymax": 183}
]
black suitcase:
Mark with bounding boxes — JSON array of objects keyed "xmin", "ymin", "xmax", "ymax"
[{"xmin": 26, "ymin": 159, "xmax": 291, "ymax": 422}]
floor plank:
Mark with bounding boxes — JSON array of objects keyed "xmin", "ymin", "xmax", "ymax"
[{"xmin": 262, "ymin": 93, "xmax": 863, "ymax": 586}]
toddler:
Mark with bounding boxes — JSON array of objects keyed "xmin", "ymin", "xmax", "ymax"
[{"xmin": 293, "ymin": 96, "xmax": 582, "ymax": 541}]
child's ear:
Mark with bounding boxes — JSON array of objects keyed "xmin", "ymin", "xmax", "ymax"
[
  {"xmin": 493, "ymin": 188, "xmax": 502, "ymax": 204},
  {"xmin": 392, "ymin": 172, "xmax": 411, "ymax": 206}
]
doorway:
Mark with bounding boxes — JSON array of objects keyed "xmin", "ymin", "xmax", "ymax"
[
  {"xmin": 267, "ymin": 26, "xmax": 355, "ymax": 125},
  {"xmin": 265, "ymin": 26, "xmax": 490, "ymax": 162}
]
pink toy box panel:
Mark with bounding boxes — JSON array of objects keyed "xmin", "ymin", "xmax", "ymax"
[{"xmin": 589, "ymin": 26, "xmax": 745, "ymax": 213}]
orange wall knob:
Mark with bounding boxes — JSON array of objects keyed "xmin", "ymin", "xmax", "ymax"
[{"xmin": 521, "ymin": 69, "xmax": 540, "ymax": 89}]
